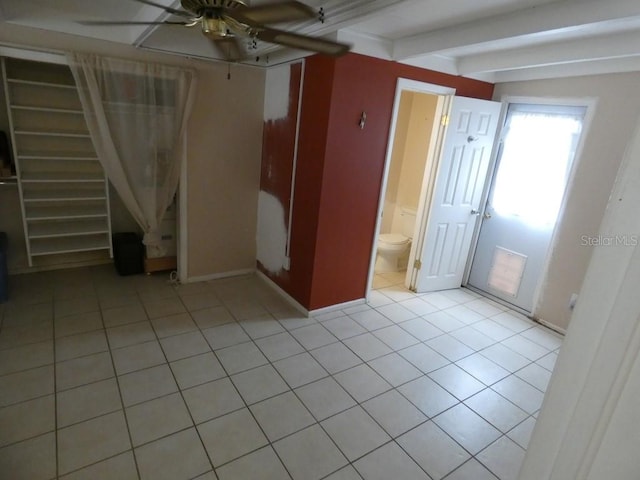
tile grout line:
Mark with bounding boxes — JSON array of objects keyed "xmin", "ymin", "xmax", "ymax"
[
  {"xmin": 1, "ymin": 268, "xmax": 564, "ymax": 480},
  {"xmin": 51, "ymin": 289, "xmax": 59, "ymax": 480},
  {"xmin": 100, "ymin": 285, "xmax": 144, "ymax": 480}
]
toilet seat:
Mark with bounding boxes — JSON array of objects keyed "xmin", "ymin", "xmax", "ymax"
[{"xmin": 379, "ymin": 233, "xmax": 409, "ymax": 245}]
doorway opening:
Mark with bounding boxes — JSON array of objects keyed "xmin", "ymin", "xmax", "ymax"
[
  {"xmin": 466, "ymin": 102, "xmax": 588, "ymax": 313},
  {"xmin": 366, "ymin": 79, "xmax": 453, "ymax": 297}
]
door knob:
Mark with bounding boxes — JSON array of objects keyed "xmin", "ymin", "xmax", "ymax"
[{"xmin": 471, "ymin": 209, "xmax": 481, "ymax": 216}]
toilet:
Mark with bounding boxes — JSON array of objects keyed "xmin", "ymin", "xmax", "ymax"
[{"xmin": 375, "ymin": 207, "xmax": 417, "ymax": 273}]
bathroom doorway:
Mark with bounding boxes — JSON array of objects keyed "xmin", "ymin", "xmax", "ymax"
[{"xmin": 367, "ymin": 79, "xmax": 454, "ymax": 294}]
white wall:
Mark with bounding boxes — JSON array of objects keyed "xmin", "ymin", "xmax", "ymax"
[
  {"xmin": 185, "ymin": 65, "xmax": 264, "ymax": 279},
  {"xmin": 493, "ymin": 71, "xmax": 640, "ymax": 330},
  {"xmin": 519, "ymin": 113, "xmax": 640, "ymax": 480}
]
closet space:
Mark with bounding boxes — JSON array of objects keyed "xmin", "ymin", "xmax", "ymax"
[{"xmin": 1, "ymin": 57, "xmax": 112, "ymax": 268}]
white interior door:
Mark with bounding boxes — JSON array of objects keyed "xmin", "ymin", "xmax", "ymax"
[
  {"xmin": 414, "ymin": 96, "xmax": 501, "ymax": 292},
  {"xmin": 467, "ymin": 103, "xmax": 587, "ymax": 312}
]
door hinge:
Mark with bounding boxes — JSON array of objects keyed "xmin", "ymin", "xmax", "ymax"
[
  {"xmin": 414, "ymin": 259, "xmax": 422, "ymax": 270},
  {"xmin": 441, "ymin": 114, "xmax": 450, "ymax": 126}
]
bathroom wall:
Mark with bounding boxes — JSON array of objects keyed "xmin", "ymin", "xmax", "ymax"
[
  {"xmin": 381, "ymin": 91, "xmax": 413, "ymax": 234},
  {"xmin": 383, "ymin": 91, "xmax": 439, "ymax": 236}
]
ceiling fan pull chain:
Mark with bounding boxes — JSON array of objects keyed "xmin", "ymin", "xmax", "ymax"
[{"xmin": 319, "ymin": 8, "xmax": 325, "ymax": 24}]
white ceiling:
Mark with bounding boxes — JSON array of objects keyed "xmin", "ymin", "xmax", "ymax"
[{"xmin": 2, "ymin": 0, "xmax": 640, "ymax": 82}]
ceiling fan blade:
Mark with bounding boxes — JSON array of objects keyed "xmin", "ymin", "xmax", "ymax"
[
  {"xmin": 208, "ymin": 37, "xmax": 246, "ymax": 62},
  {"xmin": 131, "ymin": 0, "xmax": 193, "ymax": 18},
  {"xmin": 79, "ymin": 20, "xmax": 190, "ymax": 26},
  {"xmin": 256, "ymin": 28, "xmax": 350, "ymax": 57},
  {"xmin": 233, "ymin": 1, "xmax": 315, "ymax": 26}
]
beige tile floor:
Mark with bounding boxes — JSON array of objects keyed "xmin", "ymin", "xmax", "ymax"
[{"xmin": 0, "ymin": 266, "xmax": 563, "ymax": 480}]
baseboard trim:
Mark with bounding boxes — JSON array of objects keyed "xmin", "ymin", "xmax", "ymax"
[
  {"xmin": 256, "ymin": 270, "xmax": 309, "ymax": 316},
  {"xmin": 185, "ymin": 268, "xmax": 256, "ymax": 284},
  {"xmin": 309, "ymin": 298, "xmax": 366, "ymax": 317},
  {"xmin": 535, "ymin": 316, "xmax": 567, "ymax": 335},
  {"xmin": 8, "ymin": 259, "xmax": 112, "ymax": 276}
]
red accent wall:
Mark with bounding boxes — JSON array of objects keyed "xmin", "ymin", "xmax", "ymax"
[{"xmin": 262, "ymin": 52, "xmax": 494, "ymax": 310}]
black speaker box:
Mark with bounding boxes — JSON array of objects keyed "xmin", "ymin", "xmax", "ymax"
[{"xmin": 112, "ymin": 232, "xmax": 144, "ymax": 276}]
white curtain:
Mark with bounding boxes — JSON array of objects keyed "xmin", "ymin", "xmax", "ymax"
[{"xmin": 67, "ymin": 53, "xmax": 197, "ymax": 257}]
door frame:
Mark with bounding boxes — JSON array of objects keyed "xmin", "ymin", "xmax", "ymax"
[
  {"xmin": 365, "ymin": 78, "xmax": 455, "ymax": 298},
  {"xmin": 463, "ymin": 95, "xmax": 598, "ymax": 317}
]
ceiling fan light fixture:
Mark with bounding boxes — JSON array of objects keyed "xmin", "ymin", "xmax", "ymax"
[{"xmin": 202, "ymin": 16, "xmax": 229, "ymax": 38}]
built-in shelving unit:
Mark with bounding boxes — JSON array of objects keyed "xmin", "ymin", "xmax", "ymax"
[{"xmin": 1, "ymin": 57, "xmax": 112, "ymax": 268}]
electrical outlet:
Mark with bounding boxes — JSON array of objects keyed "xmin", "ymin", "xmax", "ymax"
[{"xmin": 569, "ymin": 293, "xmax": 579, "ymax": 310}]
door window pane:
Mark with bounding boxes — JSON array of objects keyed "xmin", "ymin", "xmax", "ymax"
[{"xmin": 491, "ymin": 110, "xmax": 583, "ymax": 227}]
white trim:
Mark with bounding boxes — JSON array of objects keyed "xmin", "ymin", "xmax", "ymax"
[
  {"xmin": 256, "ymin": 270, "xmax": 309, "ymax": 316},
  {"xmin": 1, "ymin": 57, "xmax": 32, "ymax": 267},
  {"xmin": 256, "ymin": 271, "xmax": 367, "ymax": 318},
  {"xmin": 284, "ymin": 60, "xmax": 305, "ymax": 266},
  {"xmin": 0, "ymin": 43, "xmax": 66, "ymax": 65},
  {"xmin": 407, "ymin": 94, "xmax": 453, "ymax": 291},
  {"xmin": 501, "ymin": 95, "xmax": 597, "ymax": 317},
  {"xmin": 309, "ymin": 298, "xmax": 367, "ymax": 317},
  {"xmin": 519, "ymin": 115, "xmax": 640, "ymax": 480},
  {"xmin": 464, "ymin": 95, "xmax": 596, "ymax": 318},
  {"xmin": 184, "ymin": 268, "xmax": 255, "ymax": 284},
  {"xmin": 536, "ymin": 317, "xmax": 567, "ymax": 335},
  {"xmin": 366, "ymin": 78, "xmax": 455, "ymax": 296},
  {"xmin": 462, "ymin": 101, "xmax": 510, "ymax": 286},
  {"xmin": 530, "ymin": 96, "xmax": 597, "ymax": 317},
  {"xmin": 8, "ymin": 258, "xmax": 112, "ymax": 276},
  {"xmin": 178, "ymin": 135, "xmax": 188, "ymax": 283}
]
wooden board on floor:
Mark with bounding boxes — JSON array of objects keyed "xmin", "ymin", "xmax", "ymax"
[{"xmin": 144, "ymin": 256, "xmax": 177, "ymax": 274}]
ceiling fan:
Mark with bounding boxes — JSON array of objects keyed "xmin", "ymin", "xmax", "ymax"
[{"xmin": 81, "ymin": 0, "xmax": 351, "ymax": 61}]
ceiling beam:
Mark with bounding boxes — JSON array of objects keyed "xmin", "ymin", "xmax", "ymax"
[
  {"xmin": 393, "ymin": 0, "xmax": 640, "ymax": 60},
  {"xmin": 458, "ymin": 29, "xmax": 640, "ymax": 74},
  {"xmin": 493, "ymin": 55, "xmax": 640, "ymax": 83},
  {"xmin": 337, "ymin": 29, "xmax": 393, "ymax": 60},
  {"xmin": 272, "ymin": 0, "xmax": 406, "ymax": 37},
  {"xmin": 212, "ymin": 0, "xmax": 405, "ymax": 60}
]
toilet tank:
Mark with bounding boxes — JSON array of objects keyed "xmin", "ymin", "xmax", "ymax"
[{"xmin": 400, "ymin": 207, "xmax": 417, "ymax": 238}]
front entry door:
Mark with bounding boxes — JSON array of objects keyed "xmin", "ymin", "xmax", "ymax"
[
  {"xmin": 467, "ymin": 103, "xmax": 587, "ymax": 312},
  {"xmin": 414, "ymin": 96, "xmax": 501, "ymax": 292}
]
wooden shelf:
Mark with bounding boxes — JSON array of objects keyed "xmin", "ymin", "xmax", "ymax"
[
  {"xmin": 14, "ymin": 130, "xmax": 91, "ymax": 139},
  {"xmin": 145, "ymin": 256, "xmax": 177, "ymax": 273},
  {"xmin": 11, "ymin": 105, "xmax": 84, "ymax": 114},
  {"xmin": 7, "ymin": 78, "xmax": 76, "ymax": 90},
  {"xmin": 25, "ymin": 195, "xmax": 106, "ymax": 203},
  {"xmin": 26, "ymin": 204, "xmax": 108, "ymax": 221},
  {"xmin": 23, "ymin": 187, "xmax": 105, "ymax": 201},
  {"xmin": 19, "ymin": 153, "xmax": 98, "ymax": 162},
  {"xmin": 21, "ymin": 172, "xmax": 105, "ymax": 183},
  {"xmin": 30, "ymin": 235, "xmax": 111, "ymax": 256},
  {"xmin": 29, "ymin": 219, "xmax": 109, "ymax": 239}
]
